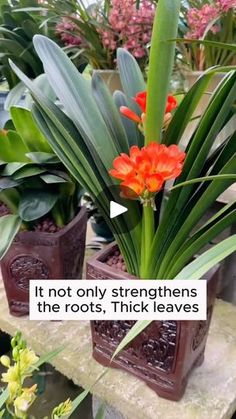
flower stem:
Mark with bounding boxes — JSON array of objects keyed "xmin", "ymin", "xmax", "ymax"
[{"xmin": 140, "ymin": 205, "xmax": 154, "ymax": 279}]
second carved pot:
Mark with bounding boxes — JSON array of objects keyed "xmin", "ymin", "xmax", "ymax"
[{"xmin": 1, "ymin": 207, "xmax": 87, "ymax": 316}]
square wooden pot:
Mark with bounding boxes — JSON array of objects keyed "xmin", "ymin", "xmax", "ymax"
[
  {"xmin": 1, "ymin": 207, "xmax": 87, "ymax": 316},
  {"xmin": 87, "ymin": 243, "xmax": 219, "ymax": 401}
]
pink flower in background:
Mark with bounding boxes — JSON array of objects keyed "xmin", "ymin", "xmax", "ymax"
[
  {"xmin": 186, "ymin": 0, "xmax": 235, "ymax": 39},
  {"xmin": 186, "ymin": 4, "xmax": 220, "ymax": 39},
  {"xmin": 100, "ymin": 0, "xmax": 155, "ymax": 60},
  {"xmin": 56, "ymin": 17, "xmax": 85, "ymax": 47},
  {"xmin": 217, "ymin": 0, "xmax": 236, "ymax": 12},
  {"xmin": 56, "ymin": 1, "xmax": 155, "ymax": 65}
]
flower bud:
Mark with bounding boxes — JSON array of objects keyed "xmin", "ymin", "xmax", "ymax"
[
  {"xmin": 11, "ymin": 337, "xmax": 17, "ymax": 348},
  {"xmin": 0, "ymin": 355, "xmax": 10, "ymax": 368},
  {"xmin": 12, "ymin": 347, "xmax": 19, "ymax": 360}
]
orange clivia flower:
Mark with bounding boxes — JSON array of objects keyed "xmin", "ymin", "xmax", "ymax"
[
  {"xmin": 109, "ymin": 142, "xmax": 186, "ymax": 204},
  {"xmin": 120, "ymin": 91, "xmax": 178, "ymax": 130}
]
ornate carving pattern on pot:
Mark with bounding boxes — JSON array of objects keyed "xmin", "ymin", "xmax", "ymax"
[
  {"xmin": 94, "ymin": 320, "xmax": 178, "ymax": 373},
  {"xmin": 9, "ymin": 300, "xmax": 30, "ymax": 313},
  {"xmin": 87, "ymin": 266, "xmax": 109, "ymax": 280},
  {"xmin": 192, "ymin": 306, "xmax": 213, "ymax": 351},
  {"xmin": 9, "ymin": 255, "xmax": 50, "ymax": 291},
  {"xmin": 95, "ymin": 343, "xmax": 175, "ymax": 390}
]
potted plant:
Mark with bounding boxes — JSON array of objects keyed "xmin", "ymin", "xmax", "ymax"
[
  {"xmin": 10, "ymin": 0, "xmax": 236, "ymax": 400},
  {"xmin": 177, "ymin": 0, "xmax": 236, "ymax": 144},
  {"xmin": 179, "ymin": 0, "xmax": 236, "ymax": 72},
  {"xmin": 0, "ymin": 107, "xmax": 87, "ymax": 317},
  {"xmin": 45, "ymin": 0, "xmax": 156, "ymax": 92}
]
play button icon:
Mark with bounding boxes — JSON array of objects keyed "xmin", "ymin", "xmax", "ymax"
[
  {"xmin": 110, "ymin": 201, "xmax": 128, "ymax": 219},
  {"xmin": 94, "ymin": 184, "xmax": 140, "ymax": 235}
]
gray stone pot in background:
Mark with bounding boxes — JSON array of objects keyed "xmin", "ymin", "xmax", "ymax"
[
  {"xmin": 93, "ymin": 70, "xmax": 122, "ymax": 94},
  {"xmin": 182, "ymin": 71, "xmax": 236, "ymax": 148}
]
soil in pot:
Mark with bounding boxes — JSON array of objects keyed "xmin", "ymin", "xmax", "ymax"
[
  {"xmin": 87, "ymin": 243, "xmax": 219, "ymax": 401},
  {"xmin": 1, "ymin": 207, "xmax": 87, "ymax": 317}
]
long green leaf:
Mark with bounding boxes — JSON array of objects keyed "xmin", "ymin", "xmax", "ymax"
[
  {"xmin": 117, "ymin": 48, "xmax": 145, "ymax": 98},
  {"xmin": 10, "ymin": 106, "xmax": 52, "ymax": 153},
  {"xmin": 95, "ymin": 403, "xmax": 106, "ymax": 419},
  {"xmin": 0, "ymin": 38, "xmax": 41, "ymax": 75},
  {"xmin": 171, "ymin": 174, "xmax": 236, "ymax": 190},
  {"xmin": 0, "ymin": 214, "xmax": 21, "ymax": 259},
  {"xmin": 157, "ymin": 155, "xmax": 236, "ymax": 277},
  {"xmin": 10, "ymin": 59, "xmax": 141, "ymax": 275},
  {"xmin": 6, "ymin": 131, "xmax": 30, "ymax": 162},
  {"xmin": 33, "ymin": 35, "xmax": 118, "ymax": 170},
  {"xmin": 164, "ymin": 66, "xmax": 234, "ymax": 146},
  {"xmin": 177, "ymin": 38, "xmax": 236, "ymax": 52},
  {"xmin": 0, "ymin": 389, "xmax": 8, "ymax": 410},
  {"xmin": 174, "ymin": 235, "xmax": 236, "ymax": 279},
  {"xmin": 4, "ymin": 81, "xmax": 26, "ymax": 111},
  {"xmin": 150, "ymin": 71, "xmax": 236, "ymax": 277},
  {"xmin": 111, "ymin": 321, "xmax": 152, "ymax": 360},
  {"xmin": 91, "ymin": 73, "xmax": 129, "ymax": 154},
  {"xmin": 167, "ymin": 205, "xmax": 236, "ymax": 278},
  {"xmin": 34, "ymin": 346, "xmax": 65, "ymax": 369}
]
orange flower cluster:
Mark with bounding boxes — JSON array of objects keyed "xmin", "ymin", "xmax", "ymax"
[
  {"xmin": 109, "ymin": 142, "xmax": 186, "ymax": 202},
  {"xmin": 120, "ymin": 91, "xmax": 177, "ymax": 126}
]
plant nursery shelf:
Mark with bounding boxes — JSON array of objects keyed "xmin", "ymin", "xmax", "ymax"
[{"xmin": 1, "ymin": 280, "xmax": 236, "ymax": 419}]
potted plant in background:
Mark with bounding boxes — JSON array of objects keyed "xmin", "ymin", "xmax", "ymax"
[
  {"xmin": 177, "ymin": 0, "xmax": 236, "ymax": 145},
  {"xmin": 0, "ymin": 0, "xmax": 87, "ymax": 122},
  {"xmin": 0, "ymin": 106, "xmax": 87, "ymax": 317},
  {"xmin": 10, "ymin": 0, "xmax": 236, "ymax": 400},
  {"xmin": 35, "ymin": 0, "xmax": 156, "ymax": 92}
]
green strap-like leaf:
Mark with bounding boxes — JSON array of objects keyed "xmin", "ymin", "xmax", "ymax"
[
  {"xmin": 177, "ymin": 38, "xmax": 236, "ymax": 52},
  {"xmin": 0, "ymin": 389, "xmax": 8, "ymax": 410},
  {"xmin": 10, "ymin": 106, "xmax": 52, "ymax": 153},
  {"xmin": 117, "ymin": 48, "xmax": 145, "ymax": 98},
  {"xmin": 33, "ymin": 35, "xmax": 118, "ymax": 170},
  {"xmin": 167, "ymin": 205, "xmax": 236, "ymax": 278},
  {"xmin": 174, "ymin": 235, "xmax": 236, "ymax": 280},
  {"xmin": 95, "ymin": 403, "xmax": 106, "ymax": 419},
  {"xmin": 171, "ymin": 174, "xmax": 236, "ymax": 190},
  {"xmin": 92, "ymin": 72, "xmax": 130, "ymax": 154},
  {"xmin": 111, "ymin": 320, "xmax": 152, "ymax": 360},
  {"xmin": 0, "ymin": 214, "xmax": 21, "ymax": 259},
  {"xmin": 4, "ymin": 81, "xmax": 26, "ymax": 111}
]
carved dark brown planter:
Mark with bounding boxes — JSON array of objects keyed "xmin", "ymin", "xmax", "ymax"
[
  {"xmin": 87, "ymin": 243, "xmax": 219, "ymax": 401},
  {"xmin": 1, "ymin": 207, "xmax": 87, "ymax": 317}
]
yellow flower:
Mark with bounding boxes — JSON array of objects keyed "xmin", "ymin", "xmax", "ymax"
[
  {"xmin": 8, "ymin": 381, "xmax": 19, "ymax": 401},
  {"xmin": 19, "ymin": 348, "xmax": 39, "ymax": 375},
  {"xmin": 14, "ymin": 384, "xmax": 37, "ymax": 418},
  {"xmin": 1, "ymin": 365, "xmax": 18, "ymax": 384}
]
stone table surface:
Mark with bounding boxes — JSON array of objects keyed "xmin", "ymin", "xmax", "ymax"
[{"xmin": 0, "ymin": 280, "xmax": 236, "ymax": 419}]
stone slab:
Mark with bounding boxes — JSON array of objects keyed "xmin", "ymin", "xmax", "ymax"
[{"xmin": 0, "ymin": 280, "xmax": 236, "ymax": 419}]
